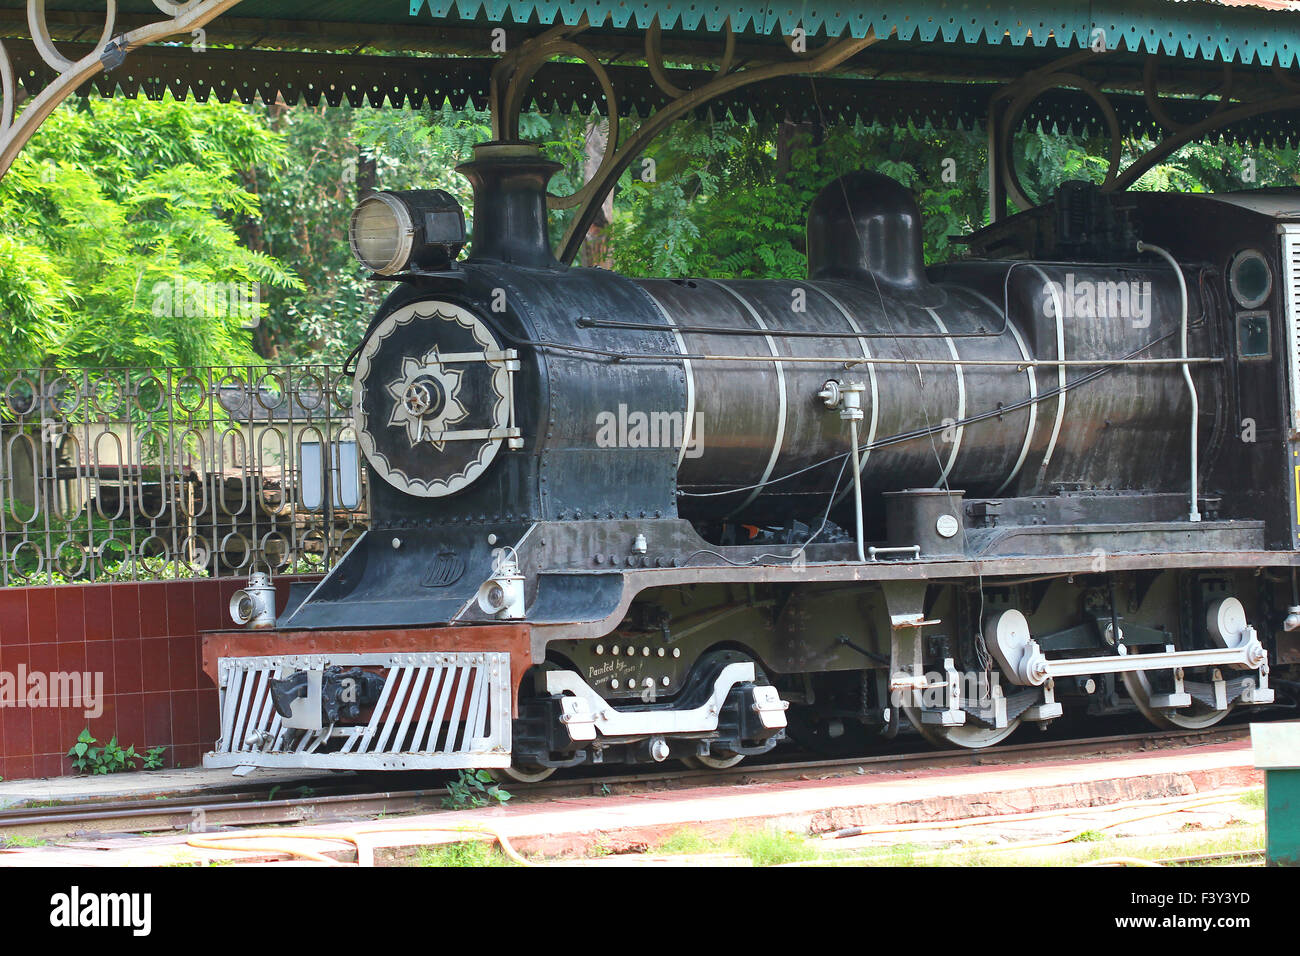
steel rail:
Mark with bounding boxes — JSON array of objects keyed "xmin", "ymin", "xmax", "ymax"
[{"xmin": 0, "ymin": 724, "xmax": 1251, "ymax": 842}]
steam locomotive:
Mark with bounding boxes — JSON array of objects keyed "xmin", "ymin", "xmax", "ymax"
[{"xmin": 204, "ymin": 141, "xmax": 1299, "ymax": 777}]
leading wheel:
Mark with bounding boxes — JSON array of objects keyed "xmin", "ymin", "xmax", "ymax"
[
  {"xmin": 903, "ymin": 708, "xmax": 1023, "ymax": 749},
  {"xmin": 681, "ymin": 751, "xmax": 745, "ymax": 770},
  {"xmin": 1121, "ymin": 671, "xmax": 1231, "ymax": 730},
  {"xmin": 489, "ymin": 761, "xmax": 556, "ymax": 783}
]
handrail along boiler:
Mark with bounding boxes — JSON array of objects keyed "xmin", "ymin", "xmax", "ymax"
[{"xmin": 204, "ymin": 143, "xmax": 1300, "ymax": 775}]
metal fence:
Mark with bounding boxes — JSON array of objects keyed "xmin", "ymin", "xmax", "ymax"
[{"xmin": 0, "ymin": 366, "xmax": 368, "ymax": 586}]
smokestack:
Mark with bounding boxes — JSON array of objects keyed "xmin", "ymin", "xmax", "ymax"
[{"xmin": 456, "ymin": 142, "xmax": 565, "ymax": 270}]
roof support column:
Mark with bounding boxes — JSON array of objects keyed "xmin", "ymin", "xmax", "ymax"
[{"xmin": 986, "ymin": 93, "xmax": 1008, "ymax": 224}]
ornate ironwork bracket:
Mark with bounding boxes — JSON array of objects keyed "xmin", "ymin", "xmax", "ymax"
[
  {"xmin": 490, "ymin": 18, "xmax": 884, "ymax": 265},
  {"xmin": 0, "ymin": 0, "xmax": 247, "ymax": 181},
  {"xmin": 988, "ymin": 50, "xmax": 1300, "ymax": 221}
]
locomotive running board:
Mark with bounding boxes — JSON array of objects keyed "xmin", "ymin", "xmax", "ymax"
[{"xmin": 204, "ymin": 652, "xmax": 513, "ymax": 771}]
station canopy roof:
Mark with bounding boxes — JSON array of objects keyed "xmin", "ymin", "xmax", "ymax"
[{"xmin": 4, "ymin": 1, "xmax": 1300, "ymax": 144}]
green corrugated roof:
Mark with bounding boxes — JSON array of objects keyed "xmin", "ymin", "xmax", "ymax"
[
  {"xmin": 4, "ymin": 1, "xmax": 1298, "ymax": 65},
  {"xmin": 4, "ymin": 0, "xmax": 1299, "ymax": 141},
  {"xmin": 17, "ymin": 41, "xmax": 1300, "ymax": 148},
  {"xmin": 410, "ymin": 0, "xmax": 1300, "ymax": 66}
]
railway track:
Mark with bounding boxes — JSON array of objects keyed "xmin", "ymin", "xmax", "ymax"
[{"xmin": 0, "ymin": 724, "xmax": 1252, "ymax": 844}]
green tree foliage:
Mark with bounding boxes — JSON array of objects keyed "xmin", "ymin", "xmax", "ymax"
[
  {"xmin": 249, "ymin": 104, "xmax": 379, "ymax": 365},
  {"xmin": 610, "ymin": 118, "xmax": 989, "ymax": 278},
  {"xmin": 1010, "ymin": 131, "xmax": 1299, "ymax": 203},
  {"xmin": 353, "ymin": 102, "xmax": 493, "ymax": 205},
  {"xmin": 610, "ymin": 115, "xmax": 1300, "ymax": 279},
  {"xmin": 0, "ymin": 95, "xmax": 301, "ymax": 371},
  {"xmin": 5, "ymin": 93, "xmax": 1298, "ymax": 375},
  {"xmin": 251, "ymin": 103, "xmax": 589, "ymax": 365},
  {"xmin": 352, "ymin": 105, "xmax": 592, "ymax": 249}
]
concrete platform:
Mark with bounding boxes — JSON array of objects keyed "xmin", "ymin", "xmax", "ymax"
[
  {"xmin": 0, "ymin": 739, "xmax": 1262, "ymax": 865},
  {"xmin": 0, "ymin": 766, "xmax": 337, "ymax": 810}
]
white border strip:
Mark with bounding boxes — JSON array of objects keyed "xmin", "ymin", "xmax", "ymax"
[
  {"xmin": 640, "ymin": 285, "xmax": 697, "ymax": 468},
  {"xmin": 926, "ymin": 308, "xmax": 965, "ymax": 483},
  {"xmin": 1280, "ymin": 225, "xmax": 1300, "ymax": 437},
  {"xmin": 994, "ymin": 313, "xmax": 1039, "ymax": 495},
  {"xmin": 1028, "ymin": 266, "xmax": 1067, "ymax": 481},
  {"xmin": 707, "ymin": 281, "xmax": 787, "ymax": 516}
]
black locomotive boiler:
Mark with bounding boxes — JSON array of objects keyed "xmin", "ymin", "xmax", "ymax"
[{"xmin": 205, "ymin": 142, "xmax": 1299, "ymax": 776}]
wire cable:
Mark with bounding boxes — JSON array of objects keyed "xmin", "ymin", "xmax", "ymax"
[{"xmin": 681, "ymin": 451, "xmax": 851, "ymax": 566}]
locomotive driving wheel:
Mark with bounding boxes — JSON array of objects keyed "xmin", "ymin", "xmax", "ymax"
[
  {"xmin": 1121, "ymin": 671, "xmax": 1231, "ymax": 730},
  {"xmin": 902, "ymin": 709, "xmax": 1024, "ymax": 749}
]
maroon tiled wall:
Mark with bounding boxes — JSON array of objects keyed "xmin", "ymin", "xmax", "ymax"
[{"xmin": 0, "ymin": 577, "xmax": 319, "ymax": 780}]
